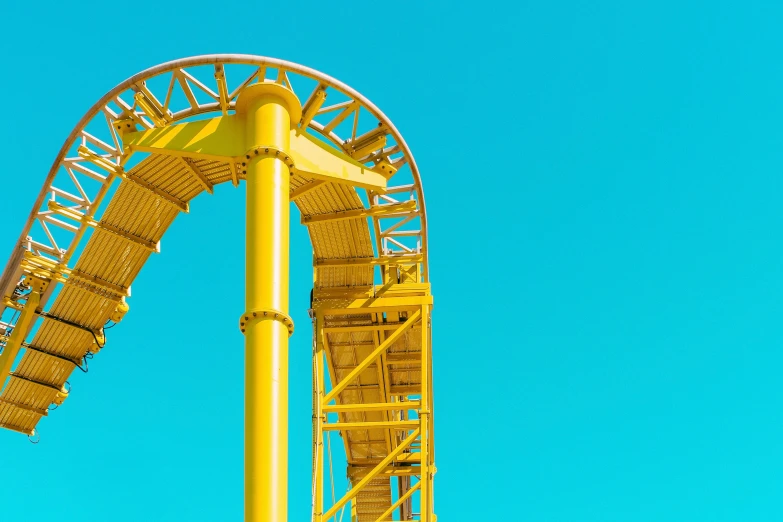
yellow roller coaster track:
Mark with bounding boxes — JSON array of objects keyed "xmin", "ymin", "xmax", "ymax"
[{"xmin": 0, "ymin": 55, "xmax": 435, "ymax": 522}]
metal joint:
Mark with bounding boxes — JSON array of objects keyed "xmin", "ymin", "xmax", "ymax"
[
  {"xmin": 239, "ymin": 308, "xmax": 294, "ymax": 336},
  {"xmin": 239, "ymin": 145, "xmax": 295, "ymax": 177}
]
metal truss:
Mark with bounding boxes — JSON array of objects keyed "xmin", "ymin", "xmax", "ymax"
[
  {"xmin": 0, "ymin": 55, "xmax": 428, "ymax": 310},
  {"xmin": 313, "ymin": 286, "xmax": 435, "ymax": 521}
]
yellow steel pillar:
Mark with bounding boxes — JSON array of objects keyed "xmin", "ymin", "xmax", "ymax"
[
  {"xmin": 237, "ymin": 82, "xmax": 301, "ymax": 522},
  {"xmin": 314, "ymin": 310, "xmax": 325, "ymax": 522},
  {"xmin": 420, "ymin": 303, "xmax": 432, "ymax": 521}
]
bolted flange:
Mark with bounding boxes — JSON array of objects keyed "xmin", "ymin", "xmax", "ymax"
[
  {"xmin": 239, "ymin": 308, "xmax": 295, "ymax": 337},
  {"xmin": 240, "ymin": 145, "xmax": 296, "ymax": 177}
]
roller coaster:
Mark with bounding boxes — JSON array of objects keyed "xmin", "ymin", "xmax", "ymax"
[{"xmin": 0, "ymin": 55, "xmax": 435, "ymax": 521}]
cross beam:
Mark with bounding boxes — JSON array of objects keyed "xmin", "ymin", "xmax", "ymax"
[{"xmin": 120, "ymin": 107, "xmax": 389, "ymax": 192}]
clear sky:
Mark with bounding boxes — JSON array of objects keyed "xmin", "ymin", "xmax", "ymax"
[{"xmin": 2, "ymin": 1, "xmax": 783, "ymax": 520}]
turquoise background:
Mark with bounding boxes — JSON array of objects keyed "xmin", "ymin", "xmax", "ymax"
[{"xmin": 2, "ymin": 1, "xmax": 783, "ymax": 520}]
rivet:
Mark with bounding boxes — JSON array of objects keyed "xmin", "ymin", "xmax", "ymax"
[
  {"xmin": 246, "ymin": 155, "xmax": 250, "ymax": 159},
  {"xmin": 253, "ymin": 312, "xmax": 257, "ymax": 317}
]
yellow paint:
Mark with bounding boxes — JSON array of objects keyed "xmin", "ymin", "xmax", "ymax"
[
  {"xmin": 237, "ymin": 81, "xmax": 300, "ymax": 522},
  {"xmin": 125, "ymin": 115, "xmax": 244, "ymax": 159},
  {"xmin": 288, "ymin": 131, "xmax": 388, "ymax": 191}
]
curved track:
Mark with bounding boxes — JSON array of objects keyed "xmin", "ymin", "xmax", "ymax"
[{"xmin": 0, "ymin": 55, "xmax": 435, "ymax": 521}]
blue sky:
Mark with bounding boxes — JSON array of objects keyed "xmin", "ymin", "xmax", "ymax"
[{"xmin": 2, "ymin": 1, "xmax": 783, "ymax": 520}]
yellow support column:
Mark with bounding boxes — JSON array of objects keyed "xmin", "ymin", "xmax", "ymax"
[
  {"xmin": 314, "ymin": 310, "xmax": 325, "ymax": 522},
  {"xmin": 420, "ymin": 303, "xmax": 432, "ymax": 522},
  {"xmin": 237, "ymin": 82, "xmax": 301, "ymax": 522}
]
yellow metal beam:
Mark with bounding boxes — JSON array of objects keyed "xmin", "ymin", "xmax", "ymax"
[
  {"xmin": 350, "ymin": 453, "xmax": 421, "ymax": 466},
  {"xmin": 314, "ymin": 254, "xmax": 424, "ymax": 268},
  {"xmin": 122, "ymin": 170, "xmax": 189, "ymax": 212},
  {"xmin": 121, "ymin": 112, "xmax": 389, "ymax": 192},
  {"xmin": 290, "ymin": 180, "xmax": 325, "ymax": 201},
  {"xmin": 312, "ymin": 282, "xmax": 431, "ymax": 300},
  {"xmin": 288, "ymin": 131, "xmax": 387, "ymax": 191},
  {"xmin": 123, "ymin": 114, "xmax": 245, "ymax": 160},
  {"xmin": 302, "ymin": 200, "xmax": 417, "ymax": 225},
  {"xmin": 135, "ymin": 92, "xmax": 168, "ymax": 128},
  {"xmin": 347, "ymin": 466, "xmax": 422, "ymax": 479},
  {"xmin": 420, "ymin": 303, "xmax": 433, "ymax": 521},
  {"xmin": 8, "ymin": 372, "xmax": 62, "ymax": 392},
  {"xmin": 21, "ymin": 251, "xmax": 129, "ymax": 297},
  {"xmin": 386, "ymin": 353, "xmax": 421, "ymax": 364},
  {"xmin": 323, "ymin": 428, "xmax": 420, "ymax": 520},
  {"xmin": 47, "ymin": 201, "xmax": 159, "ymax": 252},
  {"xmin": 24, "ymin": 342, "xmax": 82, "ymax": 367},
  {"xmin": 79, "ymin": 145, "xmax": 188, "ymax": 211},
  {"xmin": 322, "ymin": 401, "xmax": 420, "ymax": 413},
  {"xmin": 322, "ymin": 324, "xmax": 409, "ymax": 334},
  {"xmin": 316, "ymin": 296, "xmax": 433, "ymax": 316},
  {"xmin": 314, "ymin": 309, "xmax": 326, "ymax": 522},
  {"xmin": 322, "ymin": 420, "xmax": 419, "ymax": 431},
  {"xmin": 179, "ymin": 157, "xmax": 214, "ymax": 194},
  {"xmin": 0, "ymin": 421, "xmax": 34, "ymax": 436},
  {"xmin": 300, "ymin": 87, "xmax": 326, "ymax": 128},
  {"xmin": 214, "ymin": 64, "xmax": 229, "ymax": 114}
]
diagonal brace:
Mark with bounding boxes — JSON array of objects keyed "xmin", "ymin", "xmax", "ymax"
[
  {"xmin": 322, "ymin": 428, "xmax": 420, "ymax": 521},
  {"xmin": 322, "ymin": 309, "xmax": 421, "ymax": 405}
]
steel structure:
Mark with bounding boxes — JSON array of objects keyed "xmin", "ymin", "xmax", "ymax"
[{"xmin": 0, "ymin": 55, "xmax": 435, "ymax": 521}]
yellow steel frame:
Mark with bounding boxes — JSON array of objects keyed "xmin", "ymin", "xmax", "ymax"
[
  {"xmin": 0, "ymin": 55, "xmax": 435, "ymax": 522},
  {"xmin": 314, "ymin": 284, "xmax": 435, "ymax": 521}
]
